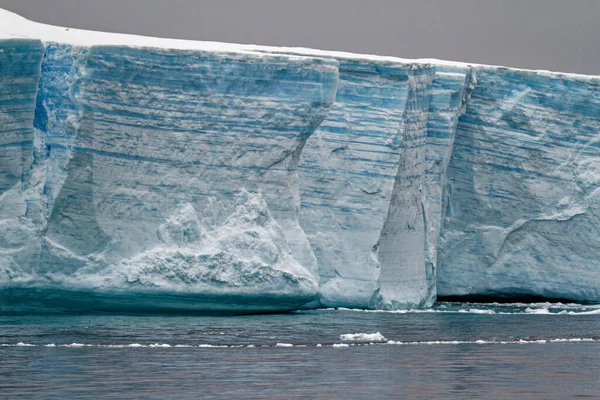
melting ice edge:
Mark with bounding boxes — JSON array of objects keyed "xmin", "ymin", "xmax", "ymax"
[{"xmin": 0, "ymin": 9, "xmax": 599, "ymax": 313}]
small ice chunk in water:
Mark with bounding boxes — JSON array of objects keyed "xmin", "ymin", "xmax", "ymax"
[{"xmin": 340, "ymin": 332, "xmax": 387, "ymax": 342}]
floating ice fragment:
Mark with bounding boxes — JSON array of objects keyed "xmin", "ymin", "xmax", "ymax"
[{"xmin": 340, "ymin": 332, "xmax": 387, "ymax": 342}]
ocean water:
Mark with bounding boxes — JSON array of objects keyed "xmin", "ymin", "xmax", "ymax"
[{"xmin": 1, "ymin": 302, "xmax": 599, "ymax": 399}]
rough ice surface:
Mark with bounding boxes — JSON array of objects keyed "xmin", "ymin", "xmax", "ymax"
[
  {"xmin": 422, "ymin": 65, "xmax": 475, "ymax": 305},
  {"xmin": 297, "ymin": 59, "xmax": 434, "ymax": 309},
  {"xmin": 0, "ymin": 10, "xmax": 338, "ymax": 313},
  {"xmin": 0, "ymin": 9, "xmax": 599, "ymax": 313},
  {"xmin": 340, "ymin": 332, "xmax": 387, "ymax": 342},
  {"xmin": 438, "ymin": 66, "xmax": 600, "ymax": 302}
]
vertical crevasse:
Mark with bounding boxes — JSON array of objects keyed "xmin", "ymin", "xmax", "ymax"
[
  {"xmin": 1, "ymin": 39, "xmax": 342, "ymax": 312},
  {"xmin": 375, "ymin": 66, "xmax": 434, "ymax": 309},
  {"xmin": 437, "ymin": 67, "xmax": 600, "ymax": 302},
  {"xmin": 0, "ymin": 39, "xmax": 44, "ymax": 280},
  {"xmin": 421, "ymin": 65, "xmax": 475, "ymax": 305},
  {"xmin": 297, "ymin": 58, "xmax": 435, "ymax": 308},
  {"xmin": 0, "ymin": 39, "xmax": 43, "ymax": 213},
  {"xmin": 33, "ymin": 44, "xmax": 88, "ymax": 220},
  {"xmin": 3, "ymin": 8, "xmax": 600, "ymax": 311}
]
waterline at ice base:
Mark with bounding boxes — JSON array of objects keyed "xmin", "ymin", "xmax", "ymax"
[{"xmin": 1, "ymin": 9, "xmax": 599, "ymax": 314}]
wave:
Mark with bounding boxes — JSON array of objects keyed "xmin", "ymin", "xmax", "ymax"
[
  {"xmin": 384, "ymin": 338, "xmax": 599, "ymax": 345},
  {"xmin": 2, "ymin": 337, "xmax": 599, "ymax": 349},
  {"xmin": 322, "ymin": 303, "xmax": 600, "ymax": 315}
]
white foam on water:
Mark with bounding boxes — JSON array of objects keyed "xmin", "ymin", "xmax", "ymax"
[
  {"xmin": 340, "ymin": 332, "xmax": 387, "ymax": 342},
  {"xmin": 385, "ymin": 338, "xmax": 599, "ymax": 346},
  {"xmin": 322, "ymin": 304, "xmax": 600, "ymax": 315},
  {"xmin": 568, "ymin": 309, "xmax": 600, "ymax": 315},
  {"xmin": 525, "ymin": 307, "xmax": 552, "ymax": 314},
  {"xmin": 326, "ymin": 308, "xmax": 441, "ymax": 314},
  {"xmin": 458, "ymin": 309, "xmax": 497, "ymax": 315},
  {"xmin": 486, "ymin": 302, "xmax": 600, "ymax": 309},
  {"xmin": 1, "ymin": 338, "xmax": 598, "ymax": 349}
]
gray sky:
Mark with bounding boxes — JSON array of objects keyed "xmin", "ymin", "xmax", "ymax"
[{"xmin": 1, "ymin": 0, "xmax": 599, "ymax": 75}]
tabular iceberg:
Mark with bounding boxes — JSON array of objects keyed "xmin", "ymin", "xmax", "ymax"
[{"xmin": 0, "ymin": 9, "xmax": 598, "ymax": 313}]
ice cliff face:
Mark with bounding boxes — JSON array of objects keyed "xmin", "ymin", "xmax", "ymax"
[
  {"xmin": 296, "ymin": 59, "xmax": 434, "ymax": 309},
  {"xmin": 0, "ymin": 11, "xmax": 339, "ymax": 313},
  {"xmin": 438, "ymin": 67, "xmax": 600, "ymax": 302},
  {"xmin": 422, "ymin": 65, "xmax": 475, "ymax": 305},
  {"xmin": 0, "ymin": 9, "xmax": 598, "ymax": 312}
]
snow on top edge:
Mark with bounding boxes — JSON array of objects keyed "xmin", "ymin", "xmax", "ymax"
[
  {"xmin": 0, "ymin": 8, "xmax": 598, "ymax": 79},
  {"xmin": 0, "ymin": 8, "xmax": 338, "ymax": 66}
]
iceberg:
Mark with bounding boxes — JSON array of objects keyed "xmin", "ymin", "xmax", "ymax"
[{"xmin": 0, "ymin": 9, "xmax": 598, "ymax": 313}]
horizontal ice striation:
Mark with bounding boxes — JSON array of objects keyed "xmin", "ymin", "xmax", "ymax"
[
  {"xmin": 374, "ymin": 68, "xmax": 434, "ymax": 309},
  {"xmin": 296, "ymin": 59, "xmax": 434, "ymax": 309},
  {"xmin": 0, "ymin": 39, "xmax": 43, "ymax": 213},
  {"xmin": 32, "ymin": 43, "xmax": 87, "ymax": 217},
  {"xmin": 0, "ymin": 30, "xmax": 340, "ymax": 312},
  {"xmin": 421, "ymin": 65, "xmax": 475, "ymax": 306},
  {"xmin": 438, "ymin": 67, "xmax": 600, "ymax": 302},
  {"xmin": 2, "ymin": 8, "xmax": 600, "ymax": 311},
  {"xmin": 0, "ymin": 39, "xmax": 44, "ymax": 282}
]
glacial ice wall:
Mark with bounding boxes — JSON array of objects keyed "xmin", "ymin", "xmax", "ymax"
[
  {"xmin": 0, "ymin": 39, "xmax": 45, "ymax": 272},
  {"xmin": 297, "ymin": 60, "xmax": 434, "ymax": 309},
  {"xmin": 438, "ymin": 67, "xmax": 600, "ymax": 302},
  {"xmin": 0, "ymin": 17, "xmax": 341, "ymax": 312},
  {"xmin": 1, "ymin": 9, "xmax": 599, "ymax": 312},
  {"xmin": 422, "ymin": 65, "xmax": 475, "ymax": 305},
  {"xmin": 0, "ymin": 40, "xmax": 43, "ymax": 202}
]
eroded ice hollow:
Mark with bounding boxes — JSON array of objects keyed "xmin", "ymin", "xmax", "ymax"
[{"xmin": 0, "ymin": 9, "xmax": 599, "ymax": 313}]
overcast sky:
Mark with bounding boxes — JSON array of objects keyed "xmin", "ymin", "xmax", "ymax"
[{"xmin": 1, "ymin": 0, "xmax": 598, "ymax": 75}]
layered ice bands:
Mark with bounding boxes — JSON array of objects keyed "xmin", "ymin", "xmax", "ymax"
[
  {"xmin": 1, "ymin": 9, "xmax": 600, "ymax": 313},
  {"xmin": 0, "ymin": 39, "xmax": 45, "ymax": 267},
  {"xmin": 0, "ymin": 39, "xmax": 44, "ymax": 213},
  {"xmin": 297, "ymin": 59, "xmax": 434, "ymax": 309},
  {"xmin": 438, "ymin": 66, "xmax": 600, "ymax": 302},
  {"xmin": 422, "ymin": 65, "xmax": 475, "ymax": 305},
  {"xmin": 0, "ymin": 10, "xmax": 339, "ymax": 313}
]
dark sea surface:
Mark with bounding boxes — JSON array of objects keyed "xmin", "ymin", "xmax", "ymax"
[{"xmin": 1, "ymin": 302, "xmax": 599, "ymax": 399}]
